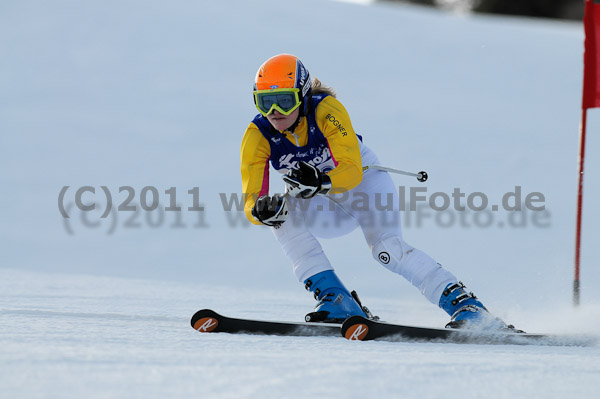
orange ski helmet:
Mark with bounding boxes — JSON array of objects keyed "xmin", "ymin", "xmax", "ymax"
[{"xmin": 253, "ymin": 54, "xmax": 312, "ymax": 116}]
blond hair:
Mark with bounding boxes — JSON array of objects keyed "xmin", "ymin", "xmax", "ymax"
[{"xmin": 311, "ymin": 77, "xmax": 337, "ymax": 98}]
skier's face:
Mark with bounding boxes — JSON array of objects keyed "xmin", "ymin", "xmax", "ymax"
[{"xmin": 267, "ymin": 108, "xmax": 299, "ymax": 131}]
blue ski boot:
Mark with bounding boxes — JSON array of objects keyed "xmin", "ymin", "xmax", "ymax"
[
  {"xmin": 303, "ymin": 270, "xmax": 373, "ymax": 323},
  {"xmin": 439, "ymin": 282, "xmax": 522, "ymax": 332}
]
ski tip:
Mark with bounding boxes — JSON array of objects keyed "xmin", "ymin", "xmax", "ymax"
[
  {"xmin": 344, "ymin": 322, "xmax": 369, "ymax": 341},
  {"xmin": 190, "ymin": 309, "xmax": 221, "ymax": 332},
  {"xmin": 342, "ymin": 315, "xmax": 371, "ymax": 341},
  {"xmin": 193, "ymin": 316, "xmax": 219, "ymax": 333}
]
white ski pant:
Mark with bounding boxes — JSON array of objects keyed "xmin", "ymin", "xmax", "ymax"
[{"xmin": 272, "ymin": 144, "xmax": 458, "ymax": 305}]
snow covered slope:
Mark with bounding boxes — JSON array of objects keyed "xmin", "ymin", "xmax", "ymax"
[
  {"xmin": 1, "ymin": 0, "xmax": 599, "ymax": 304},
  {"xmin": 1, "ymin": 0, "xmax": 600, "ymax": 397},
  {"xmin": 1, "ymin": 268, "xmax": 599, "ymax": 399}
]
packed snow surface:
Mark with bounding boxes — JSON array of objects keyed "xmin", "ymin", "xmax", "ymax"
[
  {"xmin": 2, "ymin": 269, "xmax": 599, "ymax": 399},
  {"xmin": 2, "ymin": 0, "xmax": 600, "ymax": 397}
]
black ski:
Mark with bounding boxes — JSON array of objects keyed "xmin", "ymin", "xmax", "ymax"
[
  {"xmin": 190, "ymin": 309, "xmax": 341, "ymax": 337},
  {"xmin": 341, "ymin": 316, "xmax": 596, "ymax": 346},
  {"xmin": 191, "ymin": 310, "xmax": 596, "ymax": 346}
]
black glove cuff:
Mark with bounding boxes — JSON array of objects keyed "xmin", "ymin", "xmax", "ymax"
[{"xmin": 319, "ymin": 173, "xmax": 332, "ymax": 195}]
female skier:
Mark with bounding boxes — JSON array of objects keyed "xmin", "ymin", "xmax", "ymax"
[{"xmin": 241, "ymin": 53, "xmax": 515, "ymax": 330}]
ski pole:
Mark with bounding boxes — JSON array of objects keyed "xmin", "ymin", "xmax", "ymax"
[{"xmin": 363, "ymin": 165, "xmax": 428, "ymax": 182}]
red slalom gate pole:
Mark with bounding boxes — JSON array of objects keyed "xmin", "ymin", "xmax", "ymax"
[{"xmin": 573, "ymin": 109, "xmax": 588, "ymax": 307}]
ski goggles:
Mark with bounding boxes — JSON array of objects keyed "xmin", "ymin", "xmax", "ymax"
[{"xmin": 254, "ymin": 88, "xmax": 301, "ymax": 117}]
